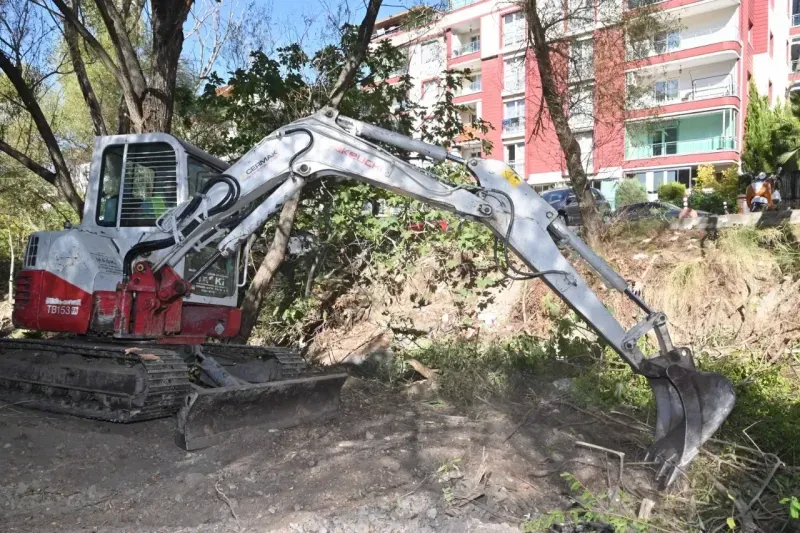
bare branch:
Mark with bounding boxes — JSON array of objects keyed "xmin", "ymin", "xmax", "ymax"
[
  {"xmin": 0, "ymin": 138, "xmax": 56, "ymax": 183},
  {"xmin": 329, "ymin": 0, "xmax": 383, "ymax": 108}
]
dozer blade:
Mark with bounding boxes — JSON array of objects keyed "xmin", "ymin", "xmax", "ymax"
[
  {"xmin": 175, "ymin": 373, "xmax": 348, "ymax": 451},
  {"xmin": 646, "ymin": 364, "xmax": 735, "ymax": 488}
]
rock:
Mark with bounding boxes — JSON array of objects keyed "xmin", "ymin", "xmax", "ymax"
[
  {"xmin": 268, "ymin": 506, "xmax": 277, "ymax": 514},
  {"xmin": 426, "ymin": 507, "xmax": 437, "ymax": 520},
  {"xmin": 15, "ymin": 482, "xmax": 28, "ymax": 497},
  {"xmin": 3, "ymin": 443, "xmax": 10, "ymax": 448},
  {"xmin": 552, "ymin": 378, "xmax": 575, "ymax": 393},
  {"xmin": 365, "ymin": 431, "xmax": 375, "ymax": 441},
  {"xmin": 294, "ymin": 503, "xmax": 302, "ymax": 511},
  {"xmin": 184, "ymin": 473, "xmax": 206, "ymax": 488},
  {"xmin": 308, "ymin": 459, "xmax": 317, "ymax": 467}
]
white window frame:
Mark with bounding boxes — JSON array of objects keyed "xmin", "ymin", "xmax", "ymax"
[
  {"xmin": 503, "ymin": 12, "xmax": 526, "ymax": 47},
  {"xmin": 503, "ymin": 99, "xmax": 526, "ymax": 134},
  {"xmin": 654, "ymin": 78, "xmax": 679, "ymax": 103},
  {"xmin": 504, "ymin": 57, "xmax": 525, "ymax": 92}
]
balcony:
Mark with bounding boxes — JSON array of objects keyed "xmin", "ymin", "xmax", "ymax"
[
  {"xmin": 629, "ymin": 25, "xmax": 740, "ymax": 60},
  {"xmin": 625, "ymin": 110, "xmax": 737, "ymax": 159},
  {"xmin": 631, "ymin": 73, "xmax": 737, "ymax": 108},
  {"xmin": 626, "ymin": 136, "xmax": 736, "ymax": 159},
  {"xmin": 453, "ymin": 39, "xmax": 480, "ymax": 57},
  {"xmin": 506, "ymin": 160, "xmax": 525, "ymax": 175},
  {"xmin": 794, "ymin": 13, "xmax": 800, "ymax": 26},
  {"xmin": 457, "ymin": 75, "xmax": 482, "ymax": 96},
  {"xmin": 502, "ymin": 116, "xmax": 525, "ymax": 135},
  {"xmin": 450, "ymin": 0, "xmax": 481, "ymax": 9}
]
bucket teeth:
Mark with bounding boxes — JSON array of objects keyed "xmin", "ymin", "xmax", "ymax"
[{"xmin": 644, "ymin": 359, "xmax": 736, "ymax": 489}]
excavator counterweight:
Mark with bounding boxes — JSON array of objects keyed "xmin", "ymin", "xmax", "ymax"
[{"xmin": 0, "ymin": 108, "xmax": 734, "ymax": 488}]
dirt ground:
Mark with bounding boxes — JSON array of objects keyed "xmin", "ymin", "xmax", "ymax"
[{"xmin": 0, "ymin": 377, "xmax": 660, "ymax": 533}]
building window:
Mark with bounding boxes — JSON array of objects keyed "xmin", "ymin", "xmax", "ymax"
[
  {"xmin": 503, "ymin": 57, "xmax": 525, "ymax": 92},
  {"xmin": 503, "ymin": 12, "xmax": 526, "ymax": 47},
  {"xmin": 503, "ymin": 99, "xmax": 525, "ymax": 134},
  {"xmin": 569, "ymin": 84, "xmax": 594, "ymax": 130},
  {"xmin": 505, "ymin": 142, "xmax": 525, "ymax": 175},
  {"xmin": 654, "ymin": 31, "xmax": 680, "ymax": 54},
  {"xmin": 650, "ymin": 126, "xmax": 678, "ymax": 156},
  {"xmin": 420, "ymin": 40, "xmax": 442, "ymax": 75},
  {"xmin": 421, "ymin": 80, "xmax": 439, "ymax": 107},
  {"xmin": 655, "ymin": 79, "xmax": 679, "ymax": 103},
  {"xmin": 390, "ymin": 47, "xmax": 409, "ymax": 77},
  {"xmin": 575, "ymin": 131, "xmax": 593, "ymax": 172},
  {"xmin": 569, "ymin": 39, "xmax": 594, "ymax": 81}
]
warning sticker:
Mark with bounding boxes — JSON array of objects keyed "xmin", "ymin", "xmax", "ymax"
[{"xmin": 501, "ymin": 168, "xmax": 522, "ymax": 188}]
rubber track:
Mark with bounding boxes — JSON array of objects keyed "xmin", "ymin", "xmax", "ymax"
[
  {"xmin": 199, "ymin": 343, "xmax": 307, "ymax": 380},
  {"xmin": 0, "ymin": 339, "xmax": 190, "ymax": 422}
]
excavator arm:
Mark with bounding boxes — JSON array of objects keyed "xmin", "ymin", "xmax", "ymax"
[{"xmin": 134, "ymin": 108, "xmax": 734, "ymax": 488}]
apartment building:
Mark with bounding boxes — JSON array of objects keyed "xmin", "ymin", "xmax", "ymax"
[{"xmin": 373, "ymin": 0, "xmax": 792, "ymax": 206}]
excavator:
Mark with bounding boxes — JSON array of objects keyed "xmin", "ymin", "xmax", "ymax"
[{"xmin": 1, "ymin": 108, "xmax": 735, "ymax": 489}]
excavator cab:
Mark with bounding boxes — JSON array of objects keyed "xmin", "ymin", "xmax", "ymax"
[{"xmin": 82, "ymin": 134, "xmax": 240, "ymax": 304}]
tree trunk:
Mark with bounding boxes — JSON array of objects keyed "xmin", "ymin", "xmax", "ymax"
[
  {"xmin": 230, "ymin": 0, "xmax": 384, "ymax": 344},
  {"xmin": 7, "ymin": 230, "xmax": 13, "ymax": 304},
  {"xmin": 524, "ymin": 1, "xmax": 602, "ymax": 242},
  {"xmin": 0, "ymin": 51, "xmax": 85, "ymax": 217},
  {"xmin": 142, "ymin": 0, "xmax": 193, "ymax": 133},
  {"xmin": 64, "ymin": 0, "xmax": 108, "ymax": 136},
  {"xmin": 233, "ymin": 192, "xmax": 302, "ymax": 344}
]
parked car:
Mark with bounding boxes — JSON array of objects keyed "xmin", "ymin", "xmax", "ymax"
[
  {"xmin": 615, "ymin": 201, "xmax": 709, "ymax": 221},
  {"xmin": 540, "ymin": 187, "xmax": 611, "ymax": 226}
]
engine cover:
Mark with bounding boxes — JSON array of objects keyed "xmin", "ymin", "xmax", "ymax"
[{"xmin": 13, "ymin": 230, "xmax": 123, "ymax": 333}]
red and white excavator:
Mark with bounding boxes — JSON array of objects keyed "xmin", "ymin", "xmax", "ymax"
[{"xmin": 2, "ymin": 108, "xmax": 735, "ymax": 488}]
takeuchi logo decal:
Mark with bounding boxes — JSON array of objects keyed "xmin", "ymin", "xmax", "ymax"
[{"xmin": 334, "ymin": 146, "xmax": 377, "ymax": 169}]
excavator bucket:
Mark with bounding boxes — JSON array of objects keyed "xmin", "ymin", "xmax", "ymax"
[
  {"xmin": 646, "ymin": 359, "xmax": 735, "ymax": 488},
  {"xmin": 175, "ymin": 373, "xmax": 349, "ymax": 450}
]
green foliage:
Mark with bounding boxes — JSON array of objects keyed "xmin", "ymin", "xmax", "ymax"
[
  {"xmin": 614, "ymin": 178, "xmax": 648, "ymax": 208},
  {"xmin": 688, "ymin": 190, "xmax": 726, "ymax": 214},
  {"xmin": 521, "ymin": 473, "xmax": 650, "ymax": 532},
  {"xmin": 780, "ymin": 496, "xmax": 800, "ymax": 520},
  {"xmin": 743, "ymin": 81, "xmax": 800, "ymax": 172},
  {"xmin": 657, "ymin": 181, "xmax": 686, "ymax": 205}
]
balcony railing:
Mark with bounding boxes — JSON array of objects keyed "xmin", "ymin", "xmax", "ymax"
[
  {"xmin": 503, "ymin": 30, "xmax": 526, "ymax": 48},
  {"xmin": 503, "ymin": 77, "xmax": 524, "ymax": 93},
  {"xmin": 793, "ymin": 13, "xmax": 800, "ymax": 26},
  {"xmin": 626, "ymin": 136, "xmax": 737, "ymax": 159},
  {"xmin": 691, "ymin": 75, "xmax": 737, "ymax": 99},
  {"xmin": 506, "ymin": 160, "xmax": 525, "ymax": 175},
  {"xmin": 453, "ymin": 40, "xmax": 480, "ymax": 57},
  {"xmin": 502, "ymin": 116, "xmax": 525, "ymax": 135},
  {"xmin": 450, "ymin": 0, "xmax": 481, "ymax": 9},
  {"xmin": 458, "ymin": 75, "xmax": 482, "ymax": 95},
  {"xmin": 628, "ymin": 0, "xmax": 665, "ymax": 8}
]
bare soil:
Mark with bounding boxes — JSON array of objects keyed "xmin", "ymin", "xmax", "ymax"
[{"xmin": 0, "ymin": 378, "xmax": 658, "ymax": 533}]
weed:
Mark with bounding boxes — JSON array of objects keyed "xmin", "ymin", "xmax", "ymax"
[{"xmin": 521, "ymin": 473, "xmax": 654, "ymax": 532}]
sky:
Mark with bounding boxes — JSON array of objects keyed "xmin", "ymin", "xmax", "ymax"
[{"xmin": 184, "ymin": 0, "xmax": 431, "ymax": 77}]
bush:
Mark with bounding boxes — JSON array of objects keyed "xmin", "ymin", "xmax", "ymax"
[
  {"xmin": 657, "ymin": 182, "xmax": 686, "ymax": 205},
  {"xmin": 695, "ymin": 164, "xmax": 740, "ymax": 211},
  {"xmin": 688, "ymin": 190, "xmax": 726, "ymax": 214},
  {"xmin": 614, "ymin": 178, "xmax": 648, "ymax": 208}
]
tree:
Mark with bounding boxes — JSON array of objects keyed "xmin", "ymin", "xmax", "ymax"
[
  {"xmin": 0, "ymin": 0, "xmax": 202, "ymax": 219},
  {"xmin": 743, "ymin": 81, "xmax": 777, "ymax": 173},
  {"xmin": 520, "ymin": 0, "xmax": 675, "ymax": 242},
  {"xmin": 224, "ymin": 0, "xmax": 386, "ymax": 343},
  {"xmin": 615, "ymin": 178, "xmax": 647, "ymax": 207}
]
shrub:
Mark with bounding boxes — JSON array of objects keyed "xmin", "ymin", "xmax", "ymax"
[
  {"xmin": 614, "ymin": 178, "xmax": 647, "ymax": 208},
  {"xmin": 688, "ymin": 190, "xmax": 726, "ymax": 214},
  {"xmin": 657, "ymin": 182, "xmax": 686, "ymax": 205}
]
